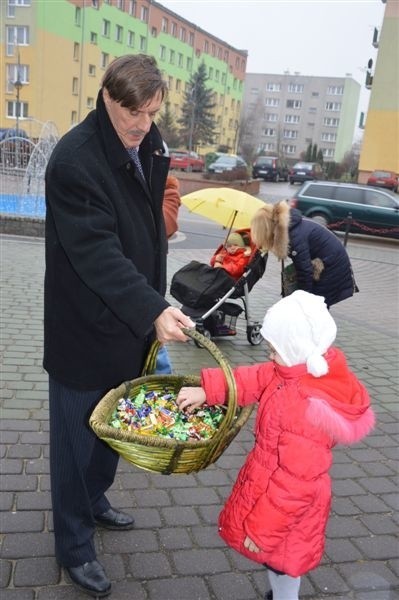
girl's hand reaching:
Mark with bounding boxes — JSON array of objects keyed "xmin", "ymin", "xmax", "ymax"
[{"xmin": 176, "ymin": 386, "xmax": 206, "ymax": 413}]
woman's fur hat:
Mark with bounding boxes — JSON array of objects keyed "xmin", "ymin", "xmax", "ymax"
[{"xmin": 250, "ymin": 201, "xmax": 290, "ymax": 259}]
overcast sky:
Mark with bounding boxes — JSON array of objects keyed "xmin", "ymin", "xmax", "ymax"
[{"xmin": 162, "ymin": 0, "xmax": 386, "ymax": 136}]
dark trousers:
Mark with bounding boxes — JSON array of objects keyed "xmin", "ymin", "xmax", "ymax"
[{"xmin": 49, "ymin": 377, "xmax": 119, "ymax": 567}]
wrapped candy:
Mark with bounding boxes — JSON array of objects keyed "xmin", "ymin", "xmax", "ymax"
[{"xmin": 109, "ymin": 385, "xmax": 224, "ymax": 441}]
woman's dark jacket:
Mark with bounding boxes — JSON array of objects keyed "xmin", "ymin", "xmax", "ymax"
[
  {"xmin": 289, "ymin": 209, "xmax": 356, "ymax": 307},
  {"xmin": 44, "ymin": 91, "xmax": 170, "ymax": 390}
]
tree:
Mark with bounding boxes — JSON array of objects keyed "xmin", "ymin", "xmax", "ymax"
[
  {"xmin": 178, "ymin": 63, "xmax": 216, "ymax": 151},
  {"xmin": 156, "ymin": 100, "xmax": 181, "ymax": 149}
]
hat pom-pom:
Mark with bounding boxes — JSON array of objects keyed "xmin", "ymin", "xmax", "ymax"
[{"xmin": 306, "ymin": 353, "xmax": 329, "ymax": 377}]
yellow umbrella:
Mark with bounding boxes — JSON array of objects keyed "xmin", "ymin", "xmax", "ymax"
[{"xmin": 181, "ymin": 187, "xmax": 265, "ymax": 230}]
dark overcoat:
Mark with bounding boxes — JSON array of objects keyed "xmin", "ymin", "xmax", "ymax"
[
  {"xmin": 289, "ymin": 209, "xmax": 356, "ymax": 307},
  {"xmin": 44, "ymin": 91, "xmax": 170, "ymax": 390}
]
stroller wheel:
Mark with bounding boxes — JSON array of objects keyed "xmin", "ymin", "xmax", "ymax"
[
  {"xmin": 247, "ymin": 324, "xmax": 263, "ymax": 346},
  {"xmin": 194, "ymin": 328, "xmax": 211, "ymax": 348}
]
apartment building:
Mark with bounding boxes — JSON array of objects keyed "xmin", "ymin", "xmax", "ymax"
[
  {"xmin": 242, "ymin": 72, "xmax": 360, "ymax": 163},
  {"xmin": 1, "ymin": 0, "xmax": 247, "ymax": 151},
  {"xmin": 358, "ymin": 0, "xmax": 398, "ymax": 183}
]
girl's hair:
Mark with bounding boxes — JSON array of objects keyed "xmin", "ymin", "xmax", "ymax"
[{"xmin": 101, "ymin": 54, "xmax": 168, "ymax": 110}]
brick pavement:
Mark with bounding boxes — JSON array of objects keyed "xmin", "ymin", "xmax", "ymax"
[{"xmin": 0, "ymin": 233, "xmax": 398, "ymax": 600}]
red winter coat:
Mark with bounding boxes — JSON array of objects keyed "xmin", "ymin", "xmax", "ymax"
[
  {"xmin": 210, "ymin": 247, "xmax": 251, "ymax": 280},
  {"xmin": 201, "ymin": 348, "xmax": 374, "ymax": 577}
]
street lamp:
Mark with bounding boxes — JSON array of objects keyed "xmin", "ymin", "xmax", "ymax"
[{"xmin": 14, "ymin": 77, "xmax": 23, "ymax": 136}]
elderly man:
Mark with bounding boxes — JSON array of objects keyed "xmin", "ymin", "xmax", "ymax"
[{"xmin": 44, "ymin": 54, "xmax": 193, "ymax": 597}]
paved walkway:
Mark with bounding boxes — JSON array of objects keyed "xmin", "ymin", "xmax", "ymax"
[{"xmin": 0, "ymin": 234, "xmax": 398, "ymax": 600}]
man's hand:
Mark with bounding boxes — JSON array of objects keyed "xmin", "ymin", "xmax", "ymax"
[{"xmin": 154, "ymin": 307, "xmax": 195, "ymax": 343}]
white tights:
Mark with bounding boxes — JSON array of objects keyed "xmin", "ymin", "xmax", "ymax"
[{"xmin": 267, "ymin": 570, "xmax": 301, "ymax": 600}]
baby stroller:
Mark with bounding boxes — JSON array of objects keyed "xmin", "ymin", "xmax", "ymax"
[{"xmin": 170, "ymin": 229, "xmax": 268, "ymax": 346}]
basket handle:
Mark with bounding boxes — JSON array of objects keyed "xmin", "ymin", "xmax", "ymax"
[{"xmin": 142, "ymin": 329, "xmax": 238, "ymax": 438}]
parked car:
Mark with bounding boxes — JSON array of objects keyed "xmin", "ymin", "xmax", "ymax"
[
  {"xmin": 169, "ymin": 150, "xmax": 204, "ymax": 172},
  {"xmin": 289, "ymin": 162, "xmax": 324, "ymax": 184},
  {"xmin": 252, "ymin": 156, "xmax": 289, "ymax": 182},
  {"xmin": 207, "ymin": 154, "xmax": 248, "ymax": 178},
  {"xmin": 289, "ymin": 181, "xmax": 399, "ymax": 239},
  {"xmin": 367, "ymin": 170, "xmax": 398, "ymax": 193}
]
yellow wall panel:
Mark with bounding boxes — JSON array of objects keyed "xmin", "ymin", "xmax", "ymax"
[{"xmin": 359, "ymin": 110, "xmax": 399, "ymax": 175}]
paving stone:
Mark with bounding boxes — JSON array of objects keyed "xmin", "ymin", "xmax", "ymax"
[
  {"xmin": 0, "ymin": 590, "xmax": 35, "ymax": 599},
  {"xmin": 133, "ymin": 488, "xmax": 171, "ymax": 507},
  {"xmin": 0, "ymin": 460, "xmax": 23, "ymax": 475},
  {"xmin": 208, "ymin": 572, "xmax": 258, "ymax": 599},
  {"xmin": 0, "ymin": 475, "xmax": 38, "ymax": 492},
  {"xmin": 309, "ymin": 565, "xmax": 350, "ymax": 594},
  {"xmin": 353, "ymin": 534, "xmax": 399, "ymax": 560},
  {"xmin": 129, "ymin": 551, "xmax": 172, "ymax": 579},
  {"xmin": 1, "ymin": 532, "xmax": 54, "ymax": 558},
  {"xmin": 16, "ymin": 492, "xmax": 52, "ymax": 510},
  {"xmin": 359, "ymin": 513, "xmax": 398, "ymax": 535},
  {"xmin": 338, "ymin": 560, "xmax": 399, "ymax": 590},
  {"xmin": 13, "ymin": 557, "xmax": 59, "ymax": 586},
  {"xmin": 172, "ymin": 548, "xmax": 230, "ymax": 575},
  {"xmin": 324, "ymin": 538, "xmax": 363, "ymax": 563},
  {"xmin": 191, "ymin": 524, "xmax": 225, "ymax": 548},
  {"xmin": 170, "ymin": 486, "xmax": 220, "ymax": 505},
  {"xmin": 159, "ymin": 527, "xmax": 193, "ymax": 550},
  {"xmin": 146, "ymin": 576, "xmax": 210, "ymax": 600},
  {"xmin": 0, "ymin": 559, "xmax": 12, "ymax": 588},
  {"xmin": 0, "ymin": 511, "xmax": 44, "ymax": 534},
  {"xmin": 7, "ymin": 445, "xmax": 42, "ymax": 459},
  {"xmin": 101, "ymin": 528, "xmax": 158, "ymax": 554},
  {"xmin": 162, "ymin": 506, "xmax": 200, "ymax": 526}
]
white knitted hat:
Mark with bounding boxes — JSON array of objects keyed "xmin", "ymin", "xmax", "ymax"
[{"xmin": 260, "ymin": 290, "xmax": 337, "ymax": 377}]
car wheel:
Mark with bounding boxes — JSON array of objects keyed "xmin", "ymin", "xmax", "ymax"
[{"xmin": 311, "ymin": 213, "xmax": 328, "ymax": 227}]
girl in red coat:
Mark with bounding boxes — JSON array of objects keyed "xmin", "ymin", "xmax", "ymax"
[{"xmin": 177, "ymin": 291, "xmax": 374, "ymax": 600}]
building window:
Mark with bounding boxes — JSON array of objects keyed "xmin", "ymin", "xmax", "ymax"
[
  {"xmin": 322, "ymin": 148, "xmax": 334, "ymax": 158},
  {"xmin": 87, "ymin": 97, "xmax": 94, "ymax": 109},
  {"xmin": 264, "ymin": 128, "xmax": 276, "ymax": 137},
  {"xmin": 7, "ymin": 0, "xmax": 31, "ymax": 18},
  {"xmin": 6, "ymin": 25, "xmax": 29, "ymax": 55},
  {"xmin": 180, "ymin": 28, "xmax": 186, "ymax": 42},
  {"xmin": 171, "ymin": 22, "xmax": 177, "ymax": 36},
  {"xmin": 140, "ymin": 36, "xmax": 146, "ymax": 51},
  {"xmin": 265, "ymin": 98, "xmax": 279, "ymax": 107},
  {"xmin": 127, "ymin": 30, "xmax": 135, "ymax": 46},
  {"xmin": 323, "ymin": 117, "xmax": 339, "ymax": 127},
  {"xmin": 72, "ymin": 77, "xmax": 79, "ymax": 95},
  {"xmin": 115, "ymin": 25, "xmax": 123, "ymax": 42},
  {"xmin": 159, "ymin": 45, "xmax": 166, "ymax": 60},
  {"xmin": 327, "ymin": 85, "xmax": 344, "ymax": 95},
  {"xmin": 116, "ymin": 0, "xmax": 125, "ymax": 9},
  {"xmin": 92, "ymin": 0, "xmax": 99, "ymax": 8},
  {"xmin": 204, "ymin": 40, "xmax": 209, "ymax": 52},
  {"xmin": 151, "ymin": 27, "xmax": 157, "ymax": 37},
  {"xmin": 211, "ymin": 43, "xmax": 216, "ymax": 56},
  {"xmin": 128, "ymin": 0, "xmax": 136, "ymax": 16},
  {"xmin": 88, "ymin": 64, "xmax": 96, "ymax": 76},
  {"xmin": 169, "ymin": 49, "xmax": 175, "ymax": 64},
  {"xmin": 288, "ymin": 83, "xmax": 304, "ymax": 93},
  {"xmin": 178, "ymin": 53, "xmax": 183, "ymax": 67},
  {"xmin": 186, "ymin": 57, "xmax": 192, "ymax": 71},
  {"xmin": 286, "ymin": 99, "xmax": 302, "ymax": 109},
  {"xmin": 168, "ymin": 76, "xmax": 173, "ymax": 90},
  {"xmin": 215, "ymin": 70, "xmax": 219, "ymax": 82},
  {"xmin": 75, "ymin": 7, "xmax": 81, "ymax": 26},
  {"xmin": 90, "ymin": 32, "xmax": 97, "ymax": 44},
  {"xmin": 265, "ymin": 113, "xmax": 278, "ymax": 122},
  {"xmin": 161, "ymin": 17, "xmax": 168, "ymax": 33},
  {"xmin": 71, "ymin": 111, "xmax": 77, "ymax": 126},
  {"xmin": 284, "ymin": 114, "xmax": 300, "ymax": 123},
  {"xmin": 321, "ymin": 132, "xmax": 337, "ymax": 142},
  {"xmin": 266, "ymin": 82, "xmax": 281, "ymax": 92},
  {"xmin": 221, "ymin": 73, "xmax": 226, "ymax": 85},
  {"xmin": 101, "ymin": 52, "xmax": 109, "ymax": 69},
  {"xmin": 189, "ymin": 31, "xmax": 194, "ymax": 46},
  {"xmin": 7, "ymin": 100, "xmax": 28, "ymax": 118},
  {"xmin": 176, "ymin": 79, "xmax": 181, "ymax": 92},
  {"xmin": 140, "ymin": 6, "xmax": 148, "ymax": 22},
  {"xmin": 282, "ymin": 144, "xmax": 296, "ymax": 154},
  {"xmin": 102, "ymin": 20, "xmax": 110, "ymax": 37},
  {"xmin": 209, "ymin": 67, "xmax": 213, "ymax": 79},
  {"xmin": 283, "ymin": 129, "xmax": 298, "ymax": 139},
  {"xmin": 73, "ymin": 42, "xmax": 80, "ymax": 60},
  {"xmin": 6, "ymin": 63, "xmax": 29, "ymax": 93},
  {"xmin": 259, "ymin": 143, "xmax": 275, "ymax": 152},
  {"xmin": 325, "ymin": 101, "xmax": 341, "ymax": 111}
]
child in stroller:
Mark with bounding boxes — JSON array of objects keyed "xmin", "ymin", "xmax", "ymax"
[{"xmin": 170, "ymin": 229, "xmax": 268, "ymax": 345}]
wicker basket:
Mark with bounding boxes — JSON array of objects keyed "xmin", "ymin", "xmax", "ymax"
[{"xmin": 89, "ymin": 328, "xmax": 253, "ymax": 474}]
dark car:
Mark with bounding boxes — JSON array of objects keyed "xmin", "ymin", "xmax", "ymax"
[
  {"xmin": 367, "ymin": 170, "xmax": 398, "ymax": 193},
  {"xmin": 252, "ymin": 156, "xmax": 289, "ymax": 182},
  {"xmin": 169, "ymin": 150, "xmax": 204, "ymax": 172},
  {"xmin": 289, "ymin": 162, "xmax": 324, "ymax": 184},
  {"xmin": 289, "ymin": 181, "xmax": 399, "ymax": 239},
  {"xmin": 207, "ymin": 154, "xmax": 248, "ymax": 178}
]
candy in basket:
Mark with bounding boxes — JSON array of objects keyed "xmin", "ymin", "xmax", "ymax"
[{"xmin": 89, "ymin": 328, "xmax": 253, "ymax": 475}]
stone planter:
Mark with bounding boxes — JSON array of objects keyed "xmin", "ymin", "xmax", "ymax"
[{"xmin": 172, "ymin": 171, "xmax": 261, "ymax": 196}]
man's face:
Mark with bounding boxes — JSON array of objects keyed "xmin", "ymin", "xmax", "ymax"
[{"xmin": 103, "ymin": 88, "xmax": 163, "ymax": 148}]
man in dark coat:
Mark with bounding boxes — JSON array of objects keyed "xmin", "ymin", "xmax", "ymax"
[{"xmin": 44, "ymin": 54, "xmax": 193, "ymax": 597}]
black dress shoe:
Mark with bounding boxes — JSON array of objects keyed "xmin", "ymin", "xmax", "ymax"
[
  {"xmin": 94, "ymin": 507, "xmax": 135, "ymax": 530},
  {"xmin": 66, "ymin": 560, "xmax": 111, "ymax": 597}
]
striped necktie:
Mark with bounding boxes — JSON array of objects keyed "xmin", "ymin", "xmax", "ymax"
[{"xmin": 127, "ymin": 147, "xmax": 146, "ymax": 180}]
